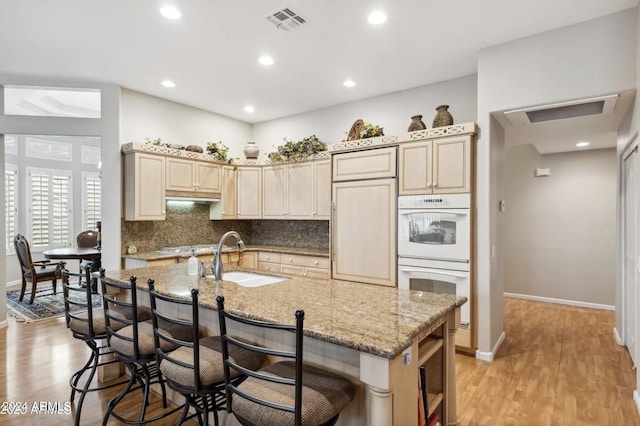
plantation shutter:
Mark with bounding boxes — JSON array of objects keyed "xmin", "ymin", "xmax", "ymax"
[
  {"xmin": 83, "ymin": 173, "xmax": 101, "ymax": 230},
  {"xmin": 28, "ymin": 168, "xmax": 72, "ymax": 249},
  {"xmin": 5, "ymin": 166, "xmax": 17, "ymax": 252}
]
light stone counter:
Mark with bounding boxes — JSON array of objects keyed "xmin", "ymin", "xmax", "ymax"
[
  {"xmin": 122, "ymin": 245, "xmax": 329, "ymax": 262},
  {"xmin": 104, "ymin": 263, "xmax": 465, "ymax": 425}
]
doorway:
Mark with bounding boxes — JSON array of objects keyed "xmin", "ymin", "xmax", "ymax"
[{"xmin": 623, "ymin": 142, "xmax": 638, "ymax": 366}]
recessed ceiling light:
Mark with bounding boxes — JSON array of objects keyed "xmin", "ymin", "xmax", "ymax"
[
  {"xmin": 576, "ymin": 142, "xmax": 590, "ymax": 147},
  {"xmin": 244, "ymin": 105, "xmax": 255, "ymax": 113},
  {"xmin": 343, "ymin": 80, "xmax": 356, "ymax": 87},
  {"xmin": 368, "ymin": 11, "xmax": 387, "ymax": 25},
  {"xmin": 258, "ymin": 55, "xmax": 274, "ymax": 66},
  {"xmin": 161, "ymin": 80, "xmax": 176, "ymax": 88},
  {"xmin": 160, "ymin": 5, "xmax": 181, "ymax": 20}
]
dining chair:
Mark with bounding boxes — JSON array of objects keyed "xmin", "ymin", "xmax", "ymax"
[
  {"xmin": 13, "ymin": 233, "xmax": 62, "ymax": 304},
  {"xmin": 100, "ymin": 270, "xmax": 186, "ymax": 425},
  {"xmin": 216, "ymin": 295, "xmax": 356, "ymax": 426},
  {"xmin": 148, "ymin": 281, "xmax": 266, "ymax": 425},
  {"xmin": 61, "ymin": 264, "xmax": 127, "ymax": 426}
]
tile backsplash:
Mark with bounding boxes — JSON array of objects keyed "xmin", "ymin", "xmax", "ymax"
[{"xmin": 121, "ymin": 203, "xmax": 329, "ymax": 253}]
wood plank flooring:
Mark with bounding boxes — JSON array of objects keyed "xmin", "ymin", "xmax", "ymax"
[
  {"xmin": 456, "ymin": 297, "xmax": 640, "ymax": 425},
  {"xmin": 0, "ymin": 296, "xmax": 638, "ymax": 425}
]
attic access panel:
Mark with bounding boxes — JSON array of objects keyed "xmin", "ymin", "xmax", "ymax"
[{"xmin": 503, "ymin": 94, "xmax": 618, "ymax": 125}]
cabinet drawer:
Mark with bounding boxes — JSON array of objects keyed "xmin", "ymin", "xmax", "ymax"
[
  {"xmin": 258, "ymin": 262, "xmax": 280, "ymax": 273},
  {"xmin": 281, "ymin": 264, "xmax": 305, "ymax": 276},
  {"xmin": 281, "ymin": 254, "xmax": 330, "ymax": 269},
  {"xmin": 258, "ymin": 252, "xmax": 281, "ymax": 263},
  {"xmin": 147, "ymin": 258, "xmax": 178, "ymax": 267},
  {"xmin": 332, "ymin": 147, "xmax": 397, "ymax": 181}
]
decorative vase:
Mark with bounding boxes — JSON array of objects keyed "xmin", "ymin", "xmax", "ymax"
[
  {"xmin": 185, "ymin": 145, "xmax": 203, "ymax": 153},
  {"xmin": 244, "ymin": 141, "xmax": 260, "ymax": 159},
  {"xmin": 432, "ymin": 105, "xmax": 454, "ymax": 128},
  {"xmin": 408, "ymin": 115, "xmax": 426, "ymax": 132}
]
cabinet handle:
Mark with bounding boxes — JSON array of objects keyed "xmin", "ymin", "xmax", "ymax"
[
  {"xmin": 314, "ymin": 260, "xmax": 319, "ymax": 265},
  {"xmin": 266, "ymin": 266, "xmax": 270, "ymax": 271},
  {"xmin": 427, "ymin": 182, "xmax": 432, "ymax": 188},
  {"xmin": 433, "ymin": 181, "xmax": 437, "ymax": 188},
  {"xmin": 289, "ymin": 258, "xmax": 293, "ymax": 263}
]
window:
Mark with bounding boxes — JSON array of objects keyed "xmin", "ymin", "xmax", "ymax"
[
  {"xmin": 4, "ymin": 85, "xmax": 101, "ymax": 118},
  {"xmin": 5, "ymin": 165, "xmax": 17, "ymax": 252},
  {"xmin": 27, "ymin": 168, "xmax": 72, "ymax": 249},
  {"xmin": 83, "ymin": 172, "xmax": 101, "ymax": 230}
]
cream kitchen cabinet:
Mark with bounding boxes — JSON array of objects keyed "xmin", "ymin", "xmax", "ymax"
[
  {"xmin": 166, "ymin": 158, "xmax": 221, "ymax": 194},
  {"xmin": 332, "ymin": 146, "xmax": 396, "ymax": 182},
  {"xmin": 123, "ymin": 152, "xmax": 166, "ymax": 221},
  {"xmin": 262, "ymin": 160, "xmax": 330, "ymax": 220},
  {"xmin": 210, "ymin": 165, "xmax": 237, "ymax": 220},
  {"xmin": 237, "ymin": 166, "xmax": 262, "ymax": 219},
  {"xmin": 312, "ymin": 160, "xmax": 331, "ymax": 219},
  {"xmin": 332, "ymin": 177, "xmax": 396, "ymax": 287},
  {"xmin": 399, "ymin": 135, "xmax": 471, "ymax": 195},
  {"xmin": 257, "ymin": 251, "xmax": 330, "ymax": 279}
]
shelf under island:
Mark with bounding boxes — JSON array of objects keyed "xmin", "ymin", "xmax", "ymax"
[{"xmin": 103, "ymin": 263, "xmax": 466, "ymax": 426}]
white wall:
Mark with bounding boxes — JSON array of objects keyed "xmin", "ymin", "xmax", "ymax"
[
  {"xmin": 252, "ymin": 75, "xmax": 477, "ymax": 153},
  {"xmin": 504, "ymin": 146, "xmax": 617, "ymax": 305},
  {"xmin": 477, "ymin": 9, "xmax": 637, "ymax": 356},
  {"xmin": 120, "ymin": 89, "xmax": 252, "ymax": 159}
]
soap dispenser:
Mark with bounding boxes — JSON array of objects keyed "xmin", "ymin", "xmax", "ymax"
[{"xmin": 188, "ymin": 249, "xmax": 198, "ymax": 276}]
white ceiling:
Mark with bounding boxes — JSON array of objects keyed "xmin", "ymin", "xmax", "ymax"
[{"xmin": 0, "ymin": 0, "xmax": 636, "ymax": 128}]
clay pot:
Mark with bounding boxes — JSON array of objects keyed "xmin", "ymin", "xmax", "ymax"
[
  {"xmin": 408, "ymin": 115, "xmax": 426, "ymax": 132},
  {"xmin": 432, "ymin": 105, "xmax": 454, "ymax": 128},
  {"xmin": 185, "ymin": 145, "xmax": 203, "ymax": 153}
]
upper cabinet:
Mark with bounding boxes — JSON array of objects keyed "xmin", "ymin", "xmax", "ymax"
[
  {"xmin": 123, "ymin": 152, "xmax": 166, "ymax": 220},
  {"xmin": 399, "ymin": 135, "xmax": 471, "ymax": 195},
  {"xmin": 262, "ymin": 160, "xmax": 330, "ymax": 220},
  {"xmin": 237, "ymin": 166, "xmax": 262, "ymax": 219},
  {"xmin": 166, "ymin": 158, "xmax": 221, "ymax": 195},
  {"xmin": 332, "ymin": 147, "xmax": 396, "ymax": 182}
]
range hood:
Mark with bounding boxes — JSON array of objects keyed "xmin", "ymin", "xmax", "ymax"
[{"xmin": 166, "ymin": 190, "xmax": 221, "ymax": 203}]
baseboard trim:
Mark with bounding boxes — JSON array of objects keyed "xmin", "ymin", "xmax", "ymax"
[
  {"xmin": 614, "ymin": 327, "xmax": 624, "ymax": 346},
  {"xmin": 634, "ymin": 390, "xmax": 640, "ymax": 416},
  {"xmin": 0, "ymin": 320, "xmax": 8, "ymax": 330},
  {"xmin": 476, "ymin": 331, "xmax": 506, "ymax": 362},
  {"xmin": 504, "ymin": 292, "xmax": 614, "ymax": 311}
]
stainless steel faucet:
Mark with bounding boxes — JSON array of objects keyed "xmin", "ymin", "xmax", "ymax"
[{"xmin": 211, "ymin": 231, "xmax": 245, "ymax": 283}]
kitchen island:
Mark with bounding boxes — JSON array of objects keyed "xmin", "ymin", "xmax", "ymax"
[{"xmin": 104, "ymin": 263, "xmax": 465, "ymax": 426}]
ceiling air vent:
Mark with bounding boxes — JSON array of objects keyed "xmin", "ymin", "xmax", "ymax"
[
  {"xmin": 265, "ymin": 7, "xmax": 306, "ymax": 31},
  {"xmin": 504, "ymin": 94, "xmax": 618, "ymax": 126}
]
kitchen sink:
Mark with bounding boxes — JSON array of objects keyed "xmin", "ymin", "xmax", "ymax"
[{"xmin": 215, "ymin": 271, "xmax": 288, "ymax": 287}]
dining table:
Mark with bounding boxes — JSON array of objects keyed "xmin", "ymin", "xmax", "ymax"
[{"xmin": 43, "ymin": 247, "xmax": 102, "ymax": 289}]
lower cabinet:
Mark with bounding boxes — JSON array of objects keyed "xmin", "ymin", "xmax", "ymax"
[{"xmin": 257, "ymin": 251, "xmax": 330, "ymax": 279}]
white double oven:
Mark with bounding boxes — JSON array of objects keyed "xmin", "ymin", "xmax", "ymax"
[{"xmin": 398, "ymin": 194, "xmax": 471, "ymax": 333}]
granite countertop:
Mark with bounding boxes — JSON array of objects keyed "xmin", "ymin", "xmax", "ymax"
[
  {"xmin": 104, "ymin": 263, "xmax": 466, "ymax": 359},
  {"xmin": 122, "ymin": 245, "xmax": 329, "ymax": 261}
]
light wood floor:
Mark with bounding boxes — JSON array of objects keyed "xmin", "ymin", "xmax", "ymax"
[
  {"xmin": 456, "ymin": 297, "xmax": 640, "ymax": 425},
  {"xmin": 0, "ymin": 297, "xmax": 638, "ymax": 425}
]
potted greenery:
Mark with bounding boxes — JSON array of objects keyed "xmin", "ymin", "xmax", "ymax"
[{"xmin": 267, "ymin": 135, "xmax": 327, "ymax": 162}]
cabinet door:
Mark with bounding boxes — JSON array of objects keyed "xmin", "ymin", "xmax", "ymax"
[
  {"xmin": 433, "ymin": 136, "xmax": 471, "ymax": 194},
  {"xmin": 237, "ymin": 167, "xmax": 262, "ymax": 219},
  {"xmin": 288, "ymin": 162, "xmax": 314, "ymax": 219},
  {"xmin": 262, "ymin": 165, "xmax": 287, "ymax": 218},
  {"xmin": 239, "ymin": 251, "xmax": 258, "ymax": 269},
  {"xmin": 332, "ymin": 178, "xmax": 396, "ymax": 286},
  {"xmin": 332, "ymin": 147, "xmax": 397, "ymax": 181},
  {"xmin": 313, "ymin": 160, "xmax": 331, "ymax": 220},
  {"xmin": 124, "ymin": 153, "xmax": 166, "ymax": 220},
  {"xmin": 221, "ymin": 166, "xmax": 237, "ymax": 219},
  {"xmin": 195, "ymin": 162, "xmax": 221, "ymax": 193},
  {"xmin": 166, "ymin": 158, "xmax": 195, "ymax": 192},
  {"xmin": 399, "ymin": 141, "xmax": 433, "ymax": 195}
]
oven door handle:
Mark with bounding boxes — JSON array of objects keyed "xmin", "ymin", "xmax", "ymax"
[
  {"xmin": 399, "ymin": 209, "xmax": 468, "ymax": 216},
  {"xmin": 400, "ymin": 267, "xmax": 468, "ymax": 279}
]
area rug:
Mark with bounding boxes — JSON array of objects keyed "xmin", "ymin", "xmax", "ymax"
[{"xmin": 6, "ymin": 288, "xmax": 102, "ymax": 323}]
